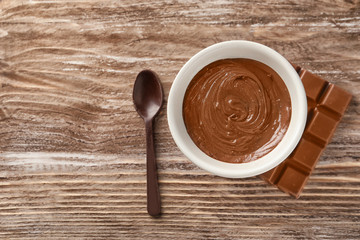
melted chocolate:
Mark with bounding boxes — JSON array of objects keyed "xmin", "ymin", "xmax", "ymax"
[{"xmin": 183, "ymin": 59, "xmax": 292, "ymax": 163}]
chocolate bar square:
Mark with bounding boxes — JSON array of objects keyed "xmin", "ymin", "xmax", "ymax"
[
  {"xmin": 277, "ymin": 165, "xmax": 309, "ymax": 197},
  {"xmin": 299, "ymin": 69, "xmax": 327, "ymax": 101},
  {"xmin": 292, "ymin": 138, "xmax": 323, "ymax": 171},
  {"xmin": 306, "ymin": 110, "xmax": 338, "ymax": 144},
  {"xmin": 320, "ymin": 84, "xmax": 352, "ymax": 115}
]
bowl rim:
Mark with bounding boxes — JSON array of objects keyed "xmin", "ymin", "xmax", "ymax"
[{"xmin": 167, "ymin": 40, "xmax": 307, "ymax": 178}]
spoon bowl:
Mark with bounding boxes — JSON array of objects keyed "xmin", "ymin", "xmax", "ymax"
[{"xmin": 133, "ymin": 70, "xmax": 163, "ymax": 120}]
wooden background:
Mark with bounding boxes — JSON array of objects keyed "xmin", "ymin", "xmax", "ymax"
[{"xmin": 0, "ymin": 0, "xmax": 359, "ymax": 239}]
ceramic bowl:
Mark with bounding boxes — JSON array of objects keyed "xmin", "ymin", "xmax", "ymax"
[{"xmin": 167, "ymin": 40, "xmax": 307, "ymax": 178}]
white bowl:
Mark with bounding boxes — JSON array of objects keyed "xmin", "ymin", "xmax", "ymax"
[{"xmin": 167, "ymin": 40, "xmax": 307, "ymax": 178}]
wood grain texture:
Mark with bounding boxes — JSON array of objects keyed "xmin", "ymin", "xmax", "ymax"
[{"xmin": 0, "ymin": 0, "xmax": 359, "ymax": 239}]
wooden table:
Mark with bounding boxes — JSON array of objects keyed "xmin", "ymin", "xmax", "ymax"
[{"xmin": 1, "ymin": 0, "xmax": 359, "ymax": 239}]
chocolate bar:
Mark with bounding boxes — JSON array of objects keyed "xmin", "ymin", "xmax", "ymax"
[{"xmin": 260, "ymin": 66, "xmax": 352, "ymax": 198}]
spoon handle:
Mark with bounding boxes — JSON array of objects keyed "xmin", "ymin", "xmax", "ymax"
[{"xmin": 145, "ymin": 119, "xmax": 161, "ymax": 216}]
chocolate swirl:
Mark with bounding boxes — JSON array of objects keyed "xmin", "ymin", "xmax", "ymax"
[{"xmin": 183, "ymin": 59, "xmax": 291, "ymax": 163}]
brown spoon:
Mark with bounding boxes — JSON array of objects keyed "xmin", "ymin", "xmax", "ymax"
[{"xmin": 133, "ymin": 70, "xmax": 163, "ymax": 216}]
